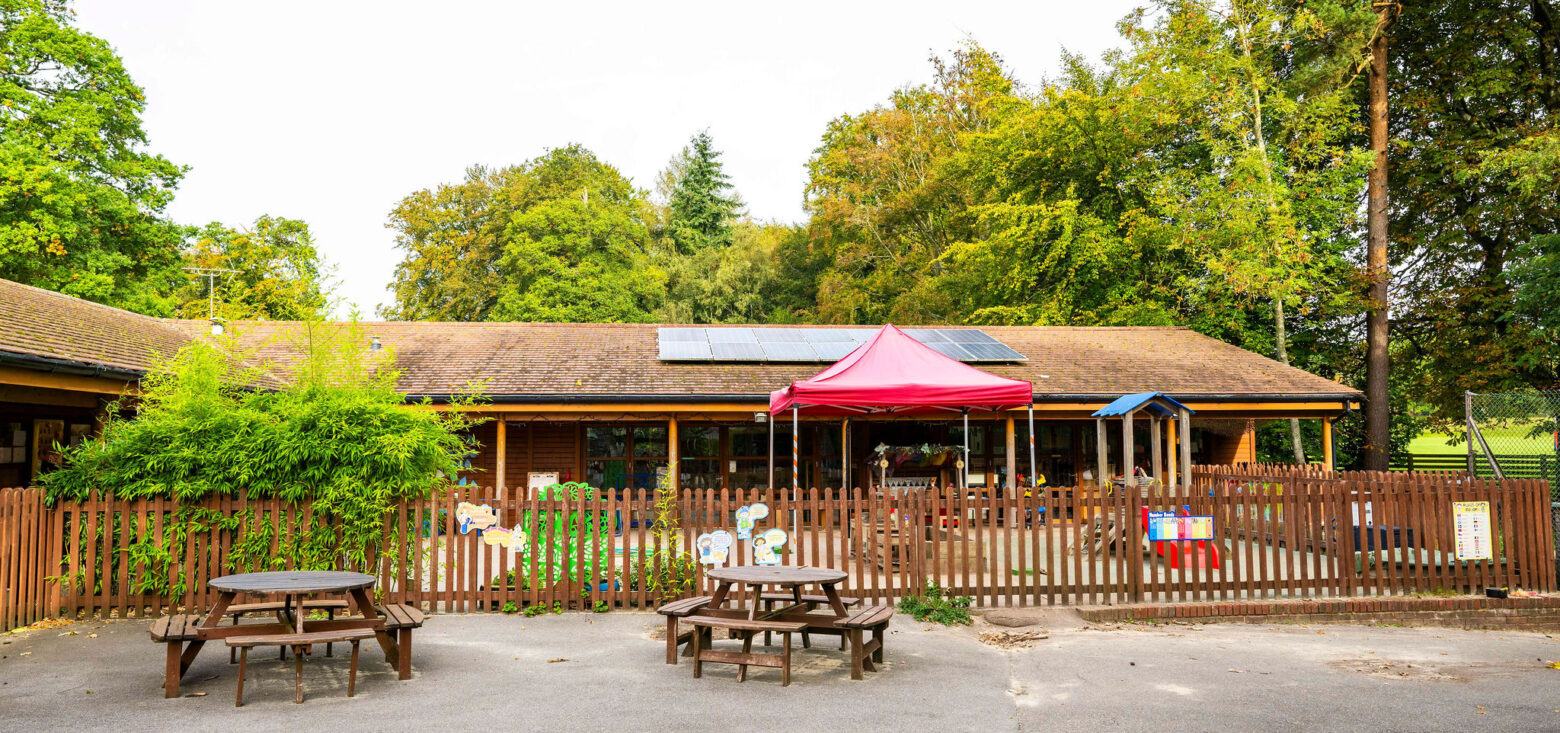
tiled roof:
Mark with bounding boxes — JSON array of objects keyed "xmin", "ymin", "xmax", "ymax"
[
  {"xmin": 0, "ymin": 279, "xmax": 191, "ymax": 374},
  {"xmin": 1, "ymin": 279, "xmax": 1359, "ymax": 400}
]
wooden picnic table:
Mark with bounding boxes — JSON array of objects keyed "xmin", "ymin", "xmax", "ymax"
[
  {"xmin": 157, "ymin": 570, "xmax": 412, "ymax": 697},
  {"xmin": 705, "ymin": 565, "xmax": 851, "ymax": 622}
]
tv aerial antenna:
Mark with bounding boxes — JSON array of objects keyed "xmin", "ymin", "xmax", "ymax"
[{"xmin": 183, "ymin": 267, "xmax": 237, "ymax": 320}]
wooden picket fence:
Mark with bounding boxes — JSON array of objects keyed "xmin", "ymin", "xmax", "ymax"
[{"xmin": 1, "ymin": 467, "xmax": 1555, "ymax": 627}]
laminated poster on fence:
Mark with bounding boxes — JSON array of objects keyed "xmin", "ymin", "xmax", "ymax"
[
  {"xmin": 697, "ymin": 530, "xmax": 733, "ymax": 565},
  {"xmin": 754, "ymin": 528, "xmax": 786, "ymax": 565}
]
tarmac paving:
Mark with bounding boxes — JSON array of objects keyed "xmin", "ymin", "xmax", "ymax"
[{"xmin": 3, "ymin": 610, "xmax": 1559, "ymax": 732}]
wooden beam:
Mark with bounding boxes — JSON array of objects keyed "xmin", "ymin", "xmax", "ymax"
[
  {"xmin": 1322, "ymin": 417, "xmax": 1335, "ymax": 471},
  {"xmin": 0, "ymin": 366, "xmax": 135, "ymax": 396},
  {"xmin": 495, "ymin": 417, "xmax": 507, "ymax": 491},
  {"xmin": 1121, "ymin": 412, "xmax": 1134, "ymax": 486},
  {"xmin": 668, "ymin": 416, "xmax": 679, "ymax": 493},
  {"xmin": 1095, "ymin": 417, "xmax": 1107, "ymax": 489},
  {"xmin": 0, "ymin": 385, "xmax": 101, "ymax": 409},
  {"xmin": 1167, "ymin": 417, "xmax": 1178, "ymax": 492},
  {"xmin": 1005, "ymin": 416, "xmax": 1016, "ymax": 490},
  {"xmin": 1150, "ymin": 416, "xmax": 1162, "ymax": 488},
  {"xmin": 1178, "ymin": 408, "xmax": 1192, "ymax": 490}
]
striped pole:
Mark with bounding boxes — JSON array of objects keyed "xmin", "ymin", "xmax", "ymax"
[{"xmin": 792, "ymin": 407, "xmax": 800, "ymax": 493}]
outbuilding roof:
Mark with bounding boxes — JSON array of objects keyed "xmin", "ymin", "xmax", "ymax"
[{"xmin": 0, "ymin": 278, "xmax": 1361, "ymax": 402}]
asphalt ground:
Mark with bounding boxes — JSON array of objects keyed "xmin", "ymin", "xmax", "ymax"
[{"xmin": 3, "ymin": 611, "xmax": 1559, "ymax": 732}]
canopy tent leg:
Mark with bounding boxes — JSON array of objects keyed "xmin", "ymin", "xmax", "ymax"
[
  {"xmin": 792, "ymin": 407, "xmax": 800, "ymax": 493},
  {"xmin": 768, "ymin": 412, "xmax": 775, "ymax": 492},
  {"xmin": 842, "ymin": 419, "xmax": 850, "ymax": 491},
  {"xmin": 962, "ymin": 409, "xmax": 971, "ymax": 491},
  {"xmin": 1027, "ymin": 405, "xmax": 1036, "ymax": 492}
]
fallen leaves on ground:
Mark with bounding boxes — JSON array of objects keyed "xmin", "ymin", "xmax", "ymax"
[
  {"xmin": 978, "ymin": 630, "xmax": 1048, "ymax": 649},
  {"xmin": 546, "ymin": 658, "xmax": 569, "ymax": 663},
  {"xmin": 10, "ymin": 618, "xmax": 73, "ymax": 633}
]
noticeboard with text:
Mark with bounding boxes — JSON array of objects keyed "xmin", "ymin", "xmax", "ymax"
[
  {"xmin": 1452, "ymin": 501, "xmax": 1493, "ymax": 561},
  {"xmin": 1148, "ymin": 511, "xmax": 1215, "ymax": 542}
]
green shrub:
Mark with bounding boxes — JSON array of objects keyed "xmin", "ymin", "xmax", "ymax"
[
  {"xmin": 898, "ymin": 578, "xmax": 973, "ymax": 626},
  {"xmin": 42, "ymin": 320, "xmax": 481, "ymax": 597}
]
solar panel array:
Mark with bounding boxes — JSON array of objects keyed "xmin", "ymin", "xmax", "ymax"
[{"xmin": 657, "ymin": 327, "xmax": 1027, "ymax": 363}]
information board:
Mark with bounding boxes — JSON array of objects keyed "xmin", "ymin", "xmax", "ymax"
[
  {"xmin": 1147, "ymin": 511, "xmax": 1215, "ymax": 541},
  {"xmin": 1452, "ymin": 501, "xmax": 1493, "ymax": 561}
]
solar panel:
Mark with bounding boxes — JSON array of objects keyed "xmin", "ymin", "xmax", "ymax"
[
  {"xmin": 708, "ymin": 327, "xmax": 757, "ymax": 343},
  {"xmin": 664, "ymin": 326, "xmax": 1024, "ymax": 362},
  {"xmin": 802, "ymin": 329, "xmax": 854, "ymax": 343},
  {"xmin": 757, "ymin": 328, "xmax": 807, "ymax": 342},
  {"xmin": 761, "ymin": 342, "xmax": 819, "ymax": 361},
  {"xmin": 904, "ymin": 328, "xmax": 950, "ymax": 343},
  {"xmin": 813, "ymin": 342, "xmax": 859, "ymax": 360},
  {"xmin": 925, "ymin": 342, "xmax": 975, "ymax": 360},
  {"xmin": 658, "ymin": 341, "xmax": 712, "ymax": 361},
  {"xmin": 659, "ymin": 327, "xmax": 706, "ymax": 342},
  {"xmin": 710, "ymin": 342, "xmax": 766, "ymax": 360},
  {"xmin": 960, "ymin": 342, "xmax": 1027, "ymax": 361},
  {"xmin": 941, "ymin": 329, "xmax": 1000, "ymax": 345}
]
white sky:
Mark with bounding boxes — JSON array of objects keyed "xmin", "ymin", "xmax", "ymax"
[{"xmin": 73, "ymin": 0, "xmax": 1137, "ymax": 317}]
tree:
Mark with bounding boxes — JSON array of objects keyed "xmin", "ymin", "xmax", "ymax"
[
  {"xmin": 175, "ymin": 215, "xmax": 330, "ymax": 321},
  {"xmin": 382, "ymin": 146, "xmax": 665, "ymax": 323},
  {"xmin": 1385, "ymin": 0, "xmax": 1560, "ymax": 422},
  {"xmin": 0, "ymin": 0, "xmax": 185, "ymax": 314},
  {"xmin": 665, "ymin": 131, "xmax": 741, "ymax": 254},
  {"xmin": 658, "ymin": 221, "xmax": 811, "ymax": 324},
  {"xmin": 1363, "ymin": 4, "xmax": 1397, "ymax": 470}
]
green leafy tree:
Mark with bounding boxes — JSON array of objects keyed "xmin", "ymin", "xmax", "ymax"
[
  {"xmin": 383, "ymin": 146, "xmax": 665, "ymax": 323},
  {"xmin": 1384, "ymin": 0, "xmax": 1560, "ymax": 419},
  {"xmin": 658, "ymin": 221, "xmax": 811, "ymax": 323},
  {"xmin": 175, "ymin": 215, "xmax": 330, "ymax": 321},
  {"xmin": 0, "ymin": 0, "xmax": 185, "ymax": 313},
  {"xmin": 665, "ymin": 130, "xmax": 741, "ymax": 255}
]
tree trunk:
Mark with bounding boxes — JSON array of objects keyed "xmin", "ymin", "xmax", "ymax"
[
  {"xmin": 1365, "ymin": 21, "xmax": 1392, "ymax": 471},
  {"xmin": 1274, "ymin": 299, "xmax": 1306, "ymax": 464}
]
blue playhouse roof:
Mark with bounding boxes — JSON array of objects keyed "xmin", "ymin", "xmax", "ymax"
[{"xmin": 1091, "ymin": 391, "xmax": 1194, "ymax": 418}]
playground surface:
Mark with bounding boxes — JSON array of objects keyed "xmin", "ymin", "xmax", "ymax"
[{"xmin": 4, "ymin": 611, "xmax": 1559, "ymax": 731}]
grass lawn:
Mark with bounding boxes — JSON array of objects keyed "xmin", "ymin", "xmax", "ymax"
[{"xmin": 1410, "ymin": 426, "xmax": 1555, "ymax": 455}]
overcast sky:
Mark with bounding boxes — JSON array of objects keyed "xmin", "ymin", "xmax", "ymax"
[{"xmin": 74, "ymin": 1, "xmax": 1138, "ymax": 317}]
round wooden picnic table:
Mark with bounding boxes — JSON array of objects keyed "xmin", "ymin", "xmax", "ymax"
[
  {"xmin": 209, "ymin": 570, "xmax": 376, "ymax": 595},
  {"xmin": 705, "ymin": 565, "xmax": 851, "ymax": 619}
]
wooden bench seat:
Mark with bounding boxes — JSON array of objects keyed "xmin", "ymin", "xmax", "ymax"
[
  {"xmin": 375, "ymin": 603, "xmax": 424, "ymax": 679},
  {"xmin": 834, "ymin": 605, "xmax": 893, "ymax": 680},
  {"xmin": 226, "ymin": 600, "xmax": 350, "ymax": 661},
  {"xmin": 686, "ymin": 615, "xmax": 808, "ymax": 686},
  {"xmin": 226, "ymin": 628, "xmax": 375, "ymax": 706},
  {"xmin": 656, "ymin": 596, "xmax": 712, "ymax": 665},
  {"xmin": 758, "ymin": 592, "xmax": 861, "ymax": 649},
  {"xmin": 149, "ymin": 614, "xmax": 203, "ymax": 642}
]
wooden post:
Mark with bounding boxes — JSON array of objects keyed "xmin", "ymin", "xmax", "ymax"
[
  {"xmin": 1178, "ymin": 408, "xmax": 1192, "ymax": 491},
  {"xmin": 1122, "ymin": 412, "xmax": 1135, "ymax": 484},
  {"xmin": 1095, "ymin": 417, "xmax": 1108, "ymax": 488},
  {"xmin": 668, "ymin": 416, "xmax": 679, "ymax": 492},
  {"xmin": 1167, "ymin": 417, "xmax": 1179, "ymax": 492},
  {"xmin": 1322, "ymin": 418, "xmax": 1335, "ymax": 471},
  {"xmin": 1150, "ymin": 416, "xmax": 1162, "ymax": 488},
  {"xmin": 495, "ymin": 417, "xmax": 507, "ymax": 491},
  {"xmin": 1005, "ymin": 415, "xmax": 1017, "ymax": 489}
]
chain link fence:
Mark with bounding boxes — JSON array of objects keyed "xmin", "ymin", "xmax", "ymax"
[{"xmin": 1466, "ymin": 390, "xmax": 1560, "ymax": 497}]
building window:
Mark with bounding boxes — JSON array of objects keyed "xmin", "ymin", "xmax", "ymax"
[{"xmin": 586, "ymin": 424, "xmax": 665, "ymax": 491}]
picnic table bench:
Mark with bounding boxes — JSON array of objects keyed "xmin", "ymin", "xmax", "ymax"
[
  {"xmin": 687, "ymin": 615, "xmax": 807, "ymax": 687},
  {"xmin": 227, "ymin": 628, "xmax": 374, "ymax": 706},
  {"xmin": 657, "ymin": 595, "xmax": 712, "ymax": 664},
  {"xmin": 836, "ymin": 605, "xmax": 892, "ymax": 679},
  {"xmin": 223, "ymin": 599, "xmax": 351, "ymax": 661},
  {"xmin": 759, "ymin": 592, "xmax": 860, "ymax": 648}
]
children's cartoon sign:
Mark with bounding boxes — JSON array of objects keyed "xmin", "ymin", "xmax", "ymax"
[
  {"xmin": 1147, "ymin": 511, "xmax": 1214, "ymax": 541},
  {"xmin": 697, "ymin": 530, "xmax": 734, "ymax": 565},
  {"xmin": 457, "ymin": 502, "xmax": 498, "ymax": 534},
  {"xmin": 736, "ymin": 502, "xmax": 770, "ymax": 539},
  {"xmin": 753, "ymin": 528, "xmax": 787, "ymax": 565}
]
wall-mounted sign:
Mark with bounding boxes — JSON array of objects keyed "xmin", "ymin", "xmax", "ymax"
[
  {"xmin": 1147, "ymin": 511, "xmax": 1214, "ymax": 541},
  {"xmin": 1452, "ymin": 501, "xmax": 1493, "ymax": 561},
  {"xmin": 528, "ymin": 472, "xmax": 559, "ymax": 493}
]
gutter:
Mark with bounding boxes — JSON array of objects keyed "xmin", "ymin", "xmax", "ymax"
[{"xmin": 0, "ymin": 349, "xmax": 145, "ymax": 382}]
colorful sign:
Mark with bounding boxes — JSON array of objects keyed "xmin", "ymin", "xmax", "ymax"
[
  {"xmin": 736, "ymin": 502, "xmax": 770, "ymax": 540},
  {"xmin": 754, "ymin": 527, "xmax": 787, "ymax": 565},
  {"xmin": 1452, "ymin": 501, "xmax": 1493, "ymax": 561},
  {"xmin": 1147, "ymin": 511, "xmax": 1214, "ymax": 541},
  {"xmin": 697, "ymin": 530, "xmax": 735, "ymax": 565},
  {"xmin": 456, "ymin": 502, "xmax": 498, "ymax": 534}
]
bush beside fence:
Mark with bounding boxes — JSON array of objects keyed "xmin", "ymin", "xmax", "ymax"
[{"xmin": 1, "ymin": 466, "xmax": 1555, "ymax": 628}]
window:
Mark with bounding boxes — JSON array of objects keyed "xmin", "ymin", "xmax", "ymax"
[
  {"xmin": 678, "ymin": 426, "xmax": 721, "ymax": 490},
  {"xmin": 586, "ymin": 424, "xmax": 664, "ymax": 491}
]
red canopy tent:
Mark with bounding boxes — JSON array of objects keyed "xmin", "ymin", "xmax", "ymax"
[{"xmin": 767, "ymin": 324, "xmax": 1035, "ymax": 491}]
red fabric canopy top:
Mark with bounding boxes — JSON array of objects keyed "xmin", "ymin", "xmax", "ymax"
[{"xmin": 769, "ymin": 324, "xmax": 1034, "ymax": 415}]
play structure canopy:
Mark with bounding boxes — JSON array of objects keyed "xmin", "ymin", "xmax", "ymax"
[
  {"xmin": 768, "ymin": 324, "xmax": 1034, "ymax": 416},
  {"xmin": 1092, "ymin": 391, "xmax": 1195, "ymax": 418}
]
